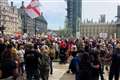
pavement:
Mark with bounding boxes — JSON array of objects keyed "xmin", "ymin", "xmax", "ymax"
[
  {"xmin": 48, "ymin": 62, "xmax": 76, "ymax": 80},
  {"xmin": 0, "ymin": 62, "xmax": 70, "ymax": 80},
  {"xmin": 60, "ymin": 73, "xmax": 75, "ymax": 80},
  {"xmin": 0, "ymin": 62, "xmax": 119, "ymax": 80},
  {"xmin": 49, "ymin": 63, "xmax": 120, "ymax": 80}
]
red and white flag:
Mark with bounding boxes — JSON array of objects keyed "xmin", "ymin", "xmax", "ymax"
[{"xmin": 25, "ymin": 0, "xmax": 41, "ymax": 19}]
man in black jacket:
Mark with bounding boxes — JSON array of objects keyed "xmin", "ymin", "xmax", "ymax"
[
  {"xmin": 109, "ymin": 44, "xmax": 120, "ymax": 80},
  {"xmin": 24, "ymin": 43, "xmax": 40, "ymax": 80}
]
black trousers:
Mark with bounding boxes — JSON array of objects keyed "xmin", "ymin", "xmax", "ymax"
[
  {"xmin": 59, "ymin": 48, "xmax": 66, "ymax": 64},
  {"xmin": 79, "ymin": 70, "xmax": 91, "ymax": 80},
  {"xmin": 26, "ymin": 69, "xmax": 40, "ymax": 80},
  {"xmin": 99, "ymin": 64, "xmax": 104, "ymax": 80},
  {"xmin": 50, "ymin": 58, "xmax": 53, "ymax": 74},
  {"xmin": 109, "ymin": 66, "xmax": 119, "ymax": 80},
  {"xmin": 40, "ymin": 68, "xmax": 49, "ymax": 80}
]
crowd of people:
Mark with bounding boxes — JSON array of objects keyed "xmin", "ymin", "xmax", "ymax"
[
  {"xmin": 0, "ymin": 36, "xmax": 57, "ymax": 80},
  {"xmin": 0, "ymin": 35, "xmax": 119, "ymax": 80},
  {"xmin": 66, "ymin": 37, "xmax": 120, "ymax": 80}
]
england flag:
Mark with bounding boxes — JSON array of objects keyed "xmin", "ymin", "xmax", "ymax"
[{"xmin": 25, "ymin": 0, "xmax": 41, "ymax": 19}]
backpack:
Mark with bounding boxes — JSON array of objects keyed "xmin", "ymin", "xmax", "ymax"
[
  {"xmin": 38, "ymin": 53, "xmax": 50, "ymax": 68},
  {"xmin": 24, "ymin": 50, "xmax": 39, "ymax": 68}
]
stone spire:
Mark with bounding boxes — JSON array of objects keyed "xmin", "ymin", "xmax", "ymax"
[{"xmin": 20, "ymin": 1, "xmax": 25, "ymax": 8}]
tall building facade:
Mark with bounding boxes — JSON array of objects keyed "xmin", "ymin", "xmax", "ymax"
[
  {"xmin": 80, "ymin": 15, "xmax": 116, "ymax": 38},
  {"xmin": 66, "ymin": 0, "xmax": 82, "ymax": 37},
  {"xmin": 0, "ymin": 0, "xmax": 8, "ymax": 6},
  {"xmin": 0, "ymin": 0, "xmax": 21, "ymax": 35},
  {"xmin": 18, "ymin": 2, "xmax": 47, "ymax": 36},
  {"xmin": 80, "ymin": 22, "xmax": 116, "ymax": 39}
]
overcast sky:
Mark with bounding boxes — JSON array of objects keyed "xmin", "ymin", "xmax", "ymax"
[{"xmin": 9, "ymin": 0, "xmax": 120, "ymax": 30}]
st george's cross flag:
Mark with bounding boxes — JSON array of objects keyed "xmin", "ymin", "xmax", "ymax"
[{"xmin": 25, "ymin": 0, "xmax": 41, "ymax": 19}]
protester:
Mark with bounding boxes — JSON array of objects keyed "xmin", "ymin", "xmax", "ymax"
[
  {"xmin": 53, "ymin": 41, "xmax": 59, "ymax": 59},
  {"xmin": 104, "ymin": 44, "xmax": 113, "ymax": 71},
  {"xmin": 49, "ymin": 44, "xmax": 55, "ymax": 74},
  {"xmin": 59, "ymin": 40, "xmax": 67, "ymax": 64},
  {"xmin": 24, "ymin": 43, "xmax": 40, "ymax": 80},
  {"xmin": 0, "ymin": 35, "xmax": 119, "ymax": 80},
  {"xmin": 109, "ymin": 43, "xmax": 120, "ymax": 80},
  {"xmin": 89, "ymin": 48, "xmax": 100, "ymax": 80},
  {"xmin": 39, "ymin": 45, "xmax": 50, "ymax": 80},
  {"xmin": 67, "ymin": 43, "xmax": 78, "ymax": 74},
  {"xmin": 0, "ymin": 44, "xmax": 18, "ymax": 80},
  {"xmin": 17, "ymin": 45, "xmax": 25, "ymax": 76},
  {"xmin": 78, "ymin": 52, "xmax": 91, "ymax": 80}
]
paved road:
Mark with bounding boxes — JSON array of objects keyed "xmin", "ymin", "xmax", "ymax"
[
  {"xmin": 50, "ymin": 63, "xmax": 120, "ymax": 80},
  {"xmin": 0, "ymin": 62, "xmax": 69, "ymax": 80},
  {"xmin": 60, "ymin": 73, "xmax": 75, "ymax": 80},
  {"xmin": 1, "ymin": 62, "xmax": 119, "ymax": 80},
  {"xmin": 49, "ymin": 63, "xmax": 69, "ymax": 80}
]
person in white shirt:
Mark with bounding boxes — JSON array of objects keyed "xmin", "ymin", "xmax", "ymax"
[{"xmin": 17, "ymin": 45, "xmax": 25, "ymax": 76}]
